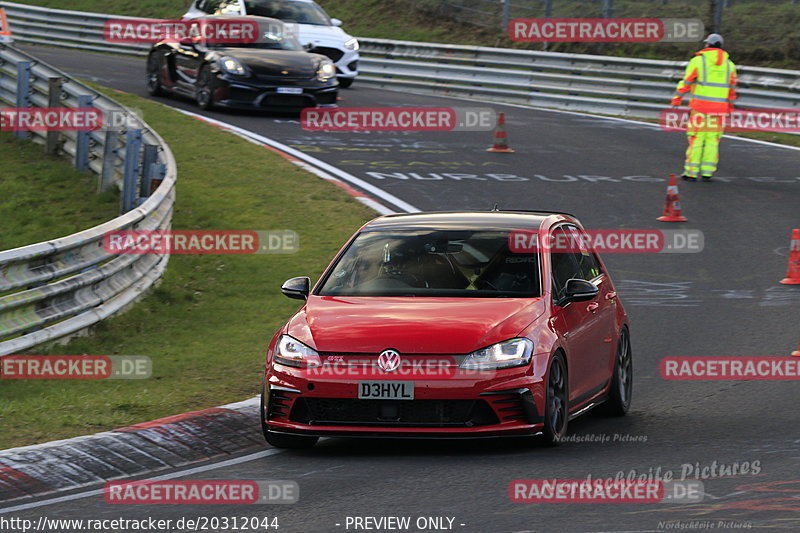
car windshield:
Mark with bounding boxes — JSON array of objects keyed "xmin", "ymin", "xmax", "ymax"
[
  {"xmin": 204, "ymin": 20, "xmax": 304, "ymax": 50},
  {"xmin": 317, "ymin": 229, "xmax": 541, "ymax": 298},
  {"xmin": 244, "ymin": 0, "xmax": 331, "ymax": 25}
]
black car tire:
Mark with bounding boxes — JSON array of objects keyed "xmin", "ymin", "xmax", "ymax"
[
  {"xmin": 338, "ymin": 77, "xmax": 354, "ymax": 89},
  {"xmin": 540, "ymin": 352, "xmax": 569, "ymax": 446},
  {"xmin": 195, "ymin": 64, "xmax": 216, "ymax": 110},
  {"xmin": 601, "ymin": 327, "xmax": 633, "ymax": 416},
  {"xmin": 260, "ymin": 386, "xmax": 318, "ymax": 449},
  {"xmin": 146, "ymin": 54, "xmax": 163, "ymax": 96}
]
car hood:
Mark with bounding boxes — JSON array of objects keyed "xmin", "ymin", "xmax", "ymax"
[
  {"xmin": 295, "ymin": 24, "xmax": 352, "ymax": 48},
  {"xmin": 285, "ymin": 296, "xmax": 546, "ymax": 354},
  {"xmin": 214, "ymin": 48, "xmax": 319, "ymax": 78}
]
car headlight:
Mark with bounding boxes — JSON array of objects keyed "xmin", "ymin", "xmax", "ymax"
[
  {"xmin": 461, "ymin": 338, "xmax": 534, "ymax": 370},
  {"xmin": 220, "ymin": 56, "xmax": 247, "ymax": 76},
  {"xmin": 344, "ymin": 37, "xmax": 359, "ymax": 51},
  {"xmin": 317, "ymin": 60, "xmax": 337, "ymax": 81},
  {"xmin": 273, "ymin": 335, "xmax": 321, "ymax": 368}
]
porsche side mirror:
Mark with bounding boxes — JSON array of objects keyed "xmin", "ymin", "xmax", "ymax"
[
  {"xmin": 281, "ymin": 276, "xmax": 310, "ymax": 300},
  {"xmin": 563, "ymin": 278, "xmax": 598, "ymax": 303}
]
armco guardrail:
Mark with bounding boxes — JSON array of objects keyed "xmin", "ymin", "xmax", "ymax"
[
  {"xmin": 0, "ymin": 43, "xmax": 176, "ymax": 356},
  {"xmin": 356, "ymin": 38, "xmax": 800, "ymax": 118},
  {"xmin": 2, "ymin": 1, "xmax": 800, "ymax": 119}
]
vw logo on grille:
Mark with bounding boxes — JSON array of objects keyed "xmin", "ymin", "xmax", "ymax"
[{"xmin": 377, "ymin": 349, "xmax": 401, "ymax": 372}]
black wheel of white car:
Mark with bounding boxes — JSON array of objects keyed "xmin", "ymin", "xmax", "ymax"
[{"xmin": 338, "ymin": 77, "xmax": 353, "ymax": 89}]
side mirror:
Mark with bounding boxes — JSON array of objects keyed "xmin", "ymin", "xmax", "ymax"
[
  {"xmin": 562, "ymin": 278, "xmax": 598, "ymax": 303},
  {"xmin": 302, "ymin": 42, "xmax": 315, "ymax": 52},
  {"xmin": 330, "ymin": 18, "xmax": 342, "ymax": 26},
  {"xmin": 281, "ymin": 276, "xmax": 310, "ymax": 300}
]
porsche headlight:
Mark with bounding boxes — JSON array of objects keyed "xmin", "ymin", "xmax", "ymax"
[
  {"xmin": 220, "ymin": 56, "xmax": 247, "ymax": 76},
  {"xmin": 317, "ymin": 60, "xmax": 337, "ymax": 81},
  {"xmin": 461, "ymin": 338, "xmax": 534, "ymax": 370},
  {"xmin": 344, "ymin": 38, "xmax": 359, "ymax": 51},
  {"xmin": 273, "ymin": 335, "xmax": 321, "ymax": 368}
]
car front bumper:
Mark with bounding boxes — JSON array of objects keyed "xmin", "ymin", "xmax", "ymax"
[
  {"xmin": 213, "ymin": 74, "xmax": 339, "ymax": 109},
  {"xmin": 263, "ymin": 365, "xmax": 547, "ymax": 438}
]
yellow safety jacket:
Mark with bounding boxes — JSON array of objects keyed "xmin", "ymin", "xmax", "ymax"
[{"xmin": 674, "ymin": 48, "xmax": 737, "ymax": 114}]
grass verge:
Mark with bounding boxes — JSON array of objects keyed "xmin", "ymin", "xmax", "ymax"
[
  {"xmin": 0, "ymin": 89, "xmax": 374, "ymax": 450},
  {"xmin": 0, "ymin": 132, "xmax": 120, "ymax": 250}
]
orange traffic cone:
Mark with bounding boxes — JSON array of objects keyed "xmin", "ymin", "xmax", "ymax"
[
  {"xmin": 779, "ymin": 229, "xmax": 800, "ymax": 284},
  {"xmin": 791, "ymin": 343, "xmax": 800, "ymax": 357},
  {"xmin": 657, "ymin": 173, "xmax": 688, "ymax": 222},
  {"xmin": 487, "ymin": 112, "xmax": 514, "ymax": 153}
]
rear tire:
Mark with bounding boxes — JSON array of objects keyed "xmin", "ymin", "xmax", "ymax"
[
  {"xmin": 146, "ymin": 54, "xmax": 163, "ymax": 96},
  {"xmin": 540, "ymin": 353, "xmax": 569, "ymax": 446},
  {"xmin": 602, "ymin": 327, "xmax": 633, "ymax": 416},
  {"xmin": 260, "ymin": 386, "xmax": 318, "ymax": 449}
]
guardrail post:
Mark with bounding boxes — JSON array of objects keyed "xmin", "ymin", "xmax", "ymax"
[
  {"xmin": 45, "ymin": 77, "xmax": 63, "ymax": 155},
  {"xmin": 99, "ymin": 129, "xmax": 119, "ymax": 192},
  {"xmin": 15, "ymin": 61, "xmax": 31, "ymax": 141},
  {"xmin": 139, "ymin": 144, "xmax": 158, "ymax": 199},
  {"xmin": 120, "ymin": 128, "xmax": 142, "ymax": 213},
  {"xmin": 711, "ymin": 0, "xmax": 724, "ymax": 33},
  {"xmin": 74, "ymin": 94, "xmax": 92, "ymax": 172},
  {"xmin": 602, "ymin": 0, "xmax": 614, "ymax": 18},
  {"xmin": 543, "ymin": 0, "xmax": 553, "ymax": 50},
  {"xmin": 148, "ymin": 163, "xmax": 166, "ymax": 197},
  {"xmin": 500, "ymin": 0, "xmax": 510, "ymax": 32}
]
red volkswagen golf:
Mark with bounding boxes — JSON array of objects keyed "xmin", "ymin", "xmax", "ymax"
[{"xmin": 261, "ymin": 211, "xmax": 632, "ymax": 448}]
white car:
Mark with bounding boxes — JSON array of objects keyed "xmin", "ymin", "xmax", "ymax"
[{"xmin": 185, "ymin": 0, "xmax": 359, "ymax": 87}]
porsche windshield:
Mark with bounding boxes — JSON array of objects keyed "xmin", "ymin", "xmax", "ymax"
[{"xmin": 317, "ymin": 230, "xmax": 541, "ymax": 297}]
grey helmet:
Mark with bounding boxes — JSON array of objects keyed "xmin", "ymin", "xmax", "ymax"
[{"xmin": 703, "ymin": 33, "xmax": 724, "ymax": 48}]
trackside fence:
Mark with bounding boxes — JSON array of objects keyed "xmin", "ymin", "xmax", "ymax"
[
  {"xmin": 0, "ymin": 42, "xmax": 176, "ymax": 355},
  {"xmin": 1, "ymin": 1, "xmax": 799, "ymax": 118}
]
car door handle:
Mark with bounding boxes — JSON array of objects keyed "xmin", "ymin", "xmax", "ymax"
[
  {"xmin": 605, "ymin": 291, "xmax": 617, "ymax": 300},
  {"xmin": 586, "ymin": 302, "xmax": 599, "ymax": 313}
]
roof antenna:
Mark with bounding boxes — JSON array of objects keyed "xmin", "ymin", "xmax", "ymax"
[{"xmin": 491, "ymin": 203, "xmax": 500, "ymax": 212}]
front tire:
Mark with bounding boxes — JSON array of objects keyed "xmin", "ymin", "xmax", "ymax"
[
  {"xmin": 540, "ymin": 353, "xmax": 569, "ymax": 446},
  {"xmin": 146, "ymin": 54, "xmax": 163, "ymax": 96},
  {"xmin": 338, "ymin": 77, "xmax": 354, "ymax": 89},
  {"xmin": 603, "ymin": 327, "xmax": 633, "ymax": 416},
  {"xmin": 195, "ymin": 65, "xmax": 216, "ymax": 110},
  {"xmin": 260, "ymin": 386, "xmax": 318, "ymax": 449}
]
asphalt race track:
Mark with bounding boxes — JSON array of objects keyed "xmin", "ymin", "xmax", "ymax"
[{"xmin": 5, "ymin": 45, "xmax": 800, "ymax": 532}]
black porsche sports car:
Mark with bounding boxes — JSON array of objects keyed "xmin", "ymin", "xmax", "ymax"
[{"xmin": 146, "ymin": 16, "xmax": 339, "ymax": 110}]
